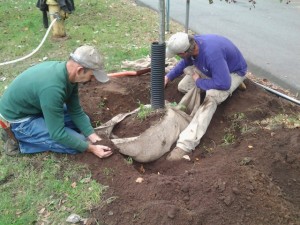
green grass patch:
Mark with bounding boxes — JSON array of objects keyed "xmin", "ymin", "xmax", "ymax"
[{"xmin": 0, "ymin": 154, "xmax": 106, "ymax": 224}]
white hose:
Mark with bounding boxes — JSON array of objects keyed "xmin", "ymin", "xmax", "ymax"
[
  {"xmin": 0, "ymin": 18, "xmax": 58, "ymax": 66},
  {"xmin": 255, "ymin": 82, "xmax": 300, "ymax": 105}
]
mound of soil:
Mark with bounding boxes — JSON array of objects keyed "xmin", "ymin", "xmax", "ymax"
[
  {"xmin": 68, "ymin": 73, "xmax": 300, "ymax": 225},
  {"xmin": 112, "ymin": 109, "xmax": 166, "ymax": 138}
]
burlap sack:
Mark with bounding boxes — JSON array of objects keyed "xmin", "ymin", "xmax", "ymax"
[{"xmin": 95, "ymin": 105, "xmax": 191, "ymax": 162}]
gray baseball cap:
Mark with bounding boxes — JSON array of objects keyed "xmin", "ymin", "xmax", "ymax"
[
  {"xmin": 166, "ymin": 32, "xmax": 190, "ymax": 58},
  {"xmin": 70, "ymin": 45, "xmax": 109, "ymax": 83}
]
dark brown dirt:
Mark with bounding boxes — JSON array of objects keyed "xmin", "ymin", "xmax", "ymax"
[
  {"xmin": 113, "ymin": 108, "xmax": 166, "ymax": 137},
  {"xmin": 68, "ymin": 73, "xmax": 300, "ymax": 225}
]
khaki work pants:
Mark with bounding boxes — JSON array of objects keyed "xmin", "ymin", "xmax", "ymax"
[{"xmin": 176, "ymin": 67, "xmax": 246, "ymax": 152}]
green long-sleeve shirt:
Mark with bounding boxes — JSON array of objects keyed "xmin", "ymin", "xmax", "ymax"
[{"xmin": 0, "ymin": 61, "xmax": 94, "ymax": 152}]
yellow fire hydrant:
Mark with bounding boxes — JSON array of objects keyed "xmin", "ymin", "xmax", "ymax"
[{"xmin": 46, "ymin": 0, "xmax": 69, "ymax": 38}]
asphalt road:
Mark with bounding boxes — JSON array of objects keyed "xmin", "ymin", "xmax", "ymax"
[{"xmin": 137, "ymin": 0, "xmax": 300, "ymax": 95}]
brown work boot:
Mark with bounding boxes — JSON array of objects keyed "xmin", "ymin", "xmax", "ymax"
[
  {"xmin": 166, "ymin": 147, "xmax": 188, "ymax": 161},
  {"xmin": 0, "ymin": 128, "xmax": 20, "ymax": 156}
]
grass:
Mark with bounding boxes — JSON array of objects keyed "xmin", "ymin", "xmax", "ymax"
[
  {"xmin": 168, "ymin": 101, "xmax": 187, "ymax": 111},
  {"xmin": 259, "ymin": 113, "xmax": 300, "ymax": 129},
  {"xmin": 98, "ymin": 97, "xmax": 107, "ymax": 109},
  {"xmin": 136, "ymin": 102, "xmax": 152, "ymax": 120},
  {"xmin": 222, "ymin": 112, "xmax": 247, "ymax": 145},
  {"xmin": 0, "ymin": 154, "xmax": 106, "ymax": 224},
  {"xmin": 222, "ymin": 133, "xmax": 236, "ymax": 145},
  {"xmin": 124, "ymin": 156, "xmax": 133, "ymax": 165},
  {"xmin": 0, "ymin": 0, "xmax": 184, "ymax": 224}
]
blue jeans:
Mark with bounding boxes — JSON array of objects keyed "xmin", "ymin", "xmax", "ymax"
[{"xmin": 10, "ymin": 110, "xmax": 86, "ymax": 154}]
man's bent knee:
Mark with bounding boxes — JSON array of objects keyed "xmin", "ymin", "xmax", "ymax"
[
  {"xmin": 178, "ymin": 75, "xmax": 195, "ymax": 93},
  {"xmin": 206, "ymin": 89, "xmax": 230, "ymax": 105}
]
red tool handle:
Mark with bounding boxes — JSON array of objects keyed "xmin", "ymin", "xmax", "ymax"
[
  {"xmin": 0, "ymin": 120, "xmax": 8, "ymax": 129},
  {"xmin": 108, "ymin": 68, "xmax": 151, "ymax": 78}
]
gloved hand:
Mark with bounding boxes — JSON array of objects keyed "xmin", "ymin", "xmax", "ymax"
[{"xmin": 164, "ymin": 76, "xmax": 170, "ymax": 88}]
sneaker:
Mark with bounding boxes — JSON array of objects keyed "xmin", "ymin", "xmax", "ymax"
[
  {"xmin": 166, "ymin": 147, "xmax": 188, "ymax": 161},
  {"xmin": 0, "ymin": 128, "xmax": 20, "ymax": 156}
]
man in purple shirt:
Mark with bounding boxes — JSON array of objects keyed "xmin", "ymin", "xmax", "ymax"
[{"xmin": 165, "ymin": 32, "xmax": 248, "ymax": 161}]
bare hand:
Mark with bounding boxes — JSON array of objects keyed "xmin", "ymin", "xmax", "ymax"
[
  {"xmin": 88, "ymin": 133, "xmax": 102, "ymax": 143},
  {"xmin": 87, "ymin": 144, "xmax": 113, "ymax": 159},
  {"xmin": 164, "ymin": 76, "xmax": 170, "ymax": 88},
  {"xmin": 192, "ymin": 73, "xmax": 200, "ymax": 82}
]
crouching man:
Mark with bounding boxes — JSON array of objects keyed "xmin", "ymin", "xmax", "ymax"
[
  {"xmin": 0, "ymin": 45, "xmax": 112, "ymax": 159},
  {"xmin": 164, "ymin": 32, "xmax": 248, "ymax": 161}
]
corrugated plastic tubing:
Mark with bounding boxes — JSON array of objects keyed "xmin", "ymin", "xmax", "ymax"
[{"xmin": 151, "ymin": 42, "xmax": 166, "ymax": 109}]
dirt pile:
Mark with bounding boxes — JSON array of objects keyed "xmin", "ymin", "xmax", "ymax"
[{"xmin": 69, "ymin": 73, "xmax": 300, "ymax": 225}]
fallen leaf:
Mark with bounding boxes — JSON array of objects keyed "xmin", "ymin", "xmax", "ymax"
[
  {"xmin": 38, "ymin": 208, "xmax": 46, "ymax": 214},
  {"xmin": 44, "ymin": 211, "xmax": 51, "ymax": 218},
  {"xmin": 71, "ymin": 182, "xmax": 77, "ymax": 188}
]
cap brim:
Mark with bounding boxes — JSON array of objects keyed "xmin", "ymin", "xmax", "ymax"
[
  {"xmin": 93, "ymin": 69, "xmax": 109, "ymax": 83},
  {"xmin": 166, "ymin": 48, "xmax": 176, "ymax": 59}
]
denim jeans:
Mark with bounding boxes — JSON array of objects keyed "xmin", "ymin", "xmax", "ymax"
[{"xmin": 10, "ymin": 110, "xmax": 86, "ymax": 154}]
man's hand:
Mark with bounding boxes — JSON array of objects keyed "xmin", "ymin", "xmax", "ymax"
[
  {"xmin": 192, "ymin": 73, "xmax": 200, "ymax": 82},
  {"xmin": 87, "ymin": 144, "xmax": 113, "ymax": 159},
  {"xmin": 183, "ymin": 66, "xmax": 200, "ymax": 82},
  {"xmin": 88, "ymin": 133, "xmax": 102, "ymax": 143},
  {"xmin": 164, "ymin": 76, "xmax": 170, "ymax": 88}
]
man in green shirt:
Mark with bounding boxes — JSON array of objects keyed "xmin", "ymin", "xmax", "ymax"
[{"xmin": 0, "ymin": 45, "xmax": 113, "ymax": 159}]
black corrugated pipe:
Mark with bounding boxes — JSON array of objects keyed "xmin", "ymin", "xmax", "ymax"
[{"xmin": 151, "ymin": 42, "xmax": 166, "ymax": 109}]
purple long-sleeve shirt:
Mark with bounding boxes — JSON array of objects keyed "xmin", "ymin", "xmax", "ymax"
[{"xmin": 166, "ymin": 34, "xmax": 247, "ymax": 91}]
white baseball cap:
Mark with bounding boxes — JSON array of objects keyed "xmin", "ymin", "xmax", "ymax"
[
  {"xmin": 166, "ymin": 32, "xmax": 190, "ymax": 58},
  {"xmin": 70, "ymin": 45, "xmax": 109, "ymax": 83}
]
